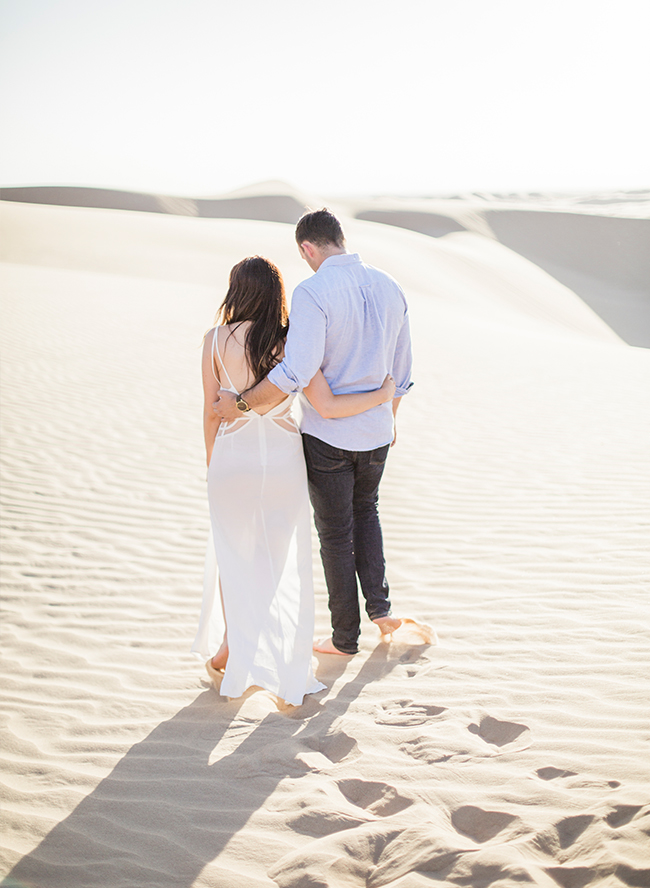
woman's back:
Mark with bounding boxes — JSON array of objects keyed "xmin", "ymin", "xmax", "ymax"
[
  {"xmin": 213, "ymin": 321, "xmax": 254, "ymax": 393},
  {"xmin": 211, "ymin": 324, "xmax": 296, "ymax": 435},
  {"xmin": 213, "ymin": 322, "xmax": 286, "ymax": 417}
]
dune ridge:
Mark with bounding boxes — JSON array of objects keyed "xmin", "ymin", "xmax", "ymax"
[
  {"xmin": 344, "ymin": 195, "xmax": 650, "ymax": 347},
  {"xmin": 0, "ymin": 184, "xmax": 309, "ymax": 224},
  {"xmin": 1, "ymin": 193, "xmax": 650, "ymax": 887},
  {"xmin": 3, "ymin": 183, "xmax": 648, "ymax": 346}
]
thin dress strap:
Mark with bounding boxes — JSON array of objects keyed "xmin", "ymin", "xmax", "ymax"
[{"xmin": 213, "ymin": 327, "xmax": 238, "ymax": 393}]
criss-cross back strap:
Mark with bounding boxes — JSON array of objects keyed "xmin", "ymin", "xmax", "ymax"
[{"xmin": 212, "ymin": 327, "xmax": 238, "ymax": 393}]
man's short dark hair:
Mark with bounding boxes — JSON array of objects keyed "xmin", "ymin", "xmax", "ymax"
[{"xmin": 295, "ymin": 209, "xmax": 345, "ymax": 249}]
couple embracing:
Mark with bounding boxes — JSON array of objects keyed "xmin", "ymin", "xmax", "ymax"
[{"xmin": 192, "ymin": 209, "xmax": 416, "ymax": 706}]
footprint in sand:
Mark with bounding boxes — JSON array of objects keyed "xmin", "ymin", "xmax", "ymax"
[
  {"xmin": 530, "ymin": 812, "xmax": 601, "ymax": 861},
  {"xmin": 545, "ymin": 863, "xmax": 605, "ymax": 888},
  {"xmin": 302, "ymin": 727, "xmax": 359, "ymax": 764},
  {"xmin": 268, "ymin": 820, "xmax": 474, "ymax": 888},
  {"xmin": 536, "ymin": 766, "xmax": 578, "ymax": 781},
  {"xmin": 375, "ymin": 698, "xmax": 447, "ymax": 727},
  {"xmin": 398, "ymin": 648, "xmax": 431, "ymax": 664},
  {"xmin": 548, "ymin": 860, "xmax": 650, "ymax": 888},
  {"xmin": 401, "ymin": 712, "xmax": 531, "ymax": 766},
  {"xmin": 605, "ymin": 804, "xmax": 644, "ymax": 828},
  {"xmin": 535, "ymin": 766, "xmax": 621, "ymax": 791},
  {"xmin": 231, "ymin": 727, "xmax": 362, "ymax": 778},
  {"xmin": 396, "ymin": 648, "xmax": 435, "ymax": 679},
  {"xmin": 273, "ymin": 779, "xmax": 415, "ymax": 841},
  {"xmin": 555, "ymin": 814, "xmax": 597, "ymax": 849},
  {"xmin": 536, "ymin": 809, "xmax": 650, "ymax": 888},
  {"xmin": 450, "ymin": 804, "xmax": 521, "ymax": 843},
  {"xmin": 283, "ymin": 805, "xmax": 372, "ymax": 838},
  {"xmin": 337, "ymin": 778, "xmax": 414, "ymax": 816},
  {"xmin": 274, "ymin": 784, "xmax": 376, "ymax": 838},
  {"xmin": 400, "ymin": 739, "xmax": 459, "ymax": 765},
  {"xmin": 467, "ymin": 715, "xmax": 531, "ymax": 749}
]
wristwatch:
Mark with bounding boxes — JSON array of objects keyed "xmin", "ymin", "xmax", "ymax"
[{"xmin": 236, "ymin": 394, "xmax": 251, "ymax": 413}]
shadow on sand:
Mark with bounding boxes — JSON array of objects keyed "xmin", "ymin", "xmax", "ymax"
[{"xmin": 2, "ymin": 642, "xmax": 415, "ymax": 888}]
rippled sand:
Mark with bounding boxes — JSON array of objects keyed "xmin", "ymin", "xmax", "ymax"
[{"xmin": 1, "ymin": 194, "xmax": 649, "ymax": 888}]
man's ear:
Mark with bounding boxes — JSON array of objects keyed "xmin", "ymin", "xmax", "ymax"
[{"xmin": 299, "ymin": 241, "xmax": 315, "ymax": 259}]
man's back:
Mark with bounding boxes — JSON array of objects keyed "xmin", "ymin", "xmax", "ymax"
[{"xmin": 268, "ymin": 252, "xmax": 412, "ymax": 450}]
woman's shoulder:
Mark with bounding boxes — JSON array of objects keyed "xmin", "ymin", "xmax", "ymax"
[{"xmin": 203, "ymin": 326, "xmax": 218, "ymax": 350}]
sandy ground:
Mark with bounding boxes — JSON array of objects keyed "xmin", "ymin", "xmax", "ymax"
[{"xmin": 1, "ymin": 194, "xmax": 649, "ymax": 888}]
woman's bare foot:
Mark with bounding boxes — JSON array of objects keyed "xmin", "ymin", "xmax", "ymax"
[
  {"xmin": 205, "ymin": 659, "xmax": 223, "ymax": 687},
  {"xmin": 313, "ymin": 636, "xmax": 354, "ymax": 655},
  {"xmin": 210, "ymin": 638, "xmax": 229, "ymax": 671},
  {"xmin": 380, "ymin": 373, "xmax": 396, "ymax": 402},
  {"xmin": 373, "ymin": 615, "xmax": 402, "ymax": 636}
]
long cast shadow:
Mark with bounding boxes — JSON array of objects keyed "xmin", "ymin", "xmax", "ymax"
[{"xmin": 2, "ymin": 642, "xmax": 406, "ymax": 888}]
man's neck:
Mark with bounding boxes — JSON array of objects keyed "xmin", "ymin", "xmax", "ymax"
[
  {"xmin": 314, "ymin": 244, "xmax": 347, "ymax": 270},
  {"xmin": 322, "ymin": 245, "xmax": 347, "ymax": 259}
]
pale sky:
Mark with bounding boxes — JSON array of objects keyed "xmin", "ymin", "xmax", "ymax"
[{"xmin": 1, "ymin": 0, "xmax": 648, "ymax": 197}]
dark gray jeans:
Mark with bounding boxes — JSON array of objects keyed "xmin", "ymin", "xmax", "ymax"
[{"xmin": 302, "ymin": 433, "xmax": 392, "ymax": 654}]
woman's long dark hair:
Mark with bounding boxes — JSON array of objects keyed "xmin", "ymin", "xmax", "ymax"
[{"xmin": 215, "ymin": 256, "xmax": 289, "ymax": 387}]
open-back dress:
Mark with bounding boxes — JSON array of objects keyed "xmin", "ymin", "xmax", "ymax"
[{"xmin": 191, "ymin": 327, "xmax": 325, "ymax": 705}]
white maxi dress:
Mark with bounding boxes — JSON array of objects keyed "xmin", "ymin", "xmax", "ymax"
[{"xmin": 192, "ymin": 329, "xmax": 325, "ymax": 705}]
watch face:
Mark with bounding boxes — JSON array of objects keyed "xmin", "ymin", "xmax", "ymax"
[{"xmin": 236, "ymin": 398, "xmax": 248, "ymax": 412}]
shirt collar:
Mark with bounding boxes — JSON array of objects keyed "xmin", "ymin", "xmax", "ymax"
[{"xmin": 319, "ymin": 252, "xmax": 361, "ymax": 270}]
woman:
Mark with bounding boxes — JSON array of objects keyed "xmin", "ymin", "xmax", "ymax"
[{"xmin": 192, "ymin": 257, "xmax": 396, "ymax": 706}]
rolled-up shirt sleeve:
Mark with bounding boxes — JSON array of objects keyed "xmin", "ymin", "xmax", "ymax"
[
  {"xmin": 392, "ymin": 308, "xmax": 414, "ymax": 397},
  {"xmin": 268, "ymin": 285, "xmax": 327, "ymax": 394}
]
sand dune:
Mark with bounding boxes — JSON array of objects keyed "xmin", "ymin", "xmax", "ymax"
[
  {"xmin": 4, "ymin": 184, "xmax": 647, "ymax": 344},
  {"xmin": 0, "ymin": 199, "xmax": 621, "ymax": 345},
  {"xmin": 345, "ymin": 197, "xmax": 650, "ymax": 348},
  {"xmin": 482, "ymin": 210, "xmax": 650, "ymax": 347},
  {"xmin": 356, "ymin": 209, "xmax": 467, "ymax": 238},
  {"xmin": 1, "ymin": 195, "xmax": 650, "ymax": 888},
  {"xmin": 0, "ymin": 183, "xmax": 309, "ymax": 224}
]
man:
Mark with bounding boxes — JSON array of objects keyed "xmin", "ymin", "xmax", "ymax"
[{"xmin": 214, "ymin": 209, "xmax": 413, "ymax": 655}]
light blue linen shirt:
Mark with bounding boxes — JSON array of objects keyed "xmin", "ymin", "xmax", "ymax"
[{"xmin": 268, "ymin": 253, "xmax": 413, "ymax": 450}]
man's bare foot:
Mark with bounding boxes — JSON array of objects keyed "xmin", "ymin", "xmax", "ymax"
[
  {"xmin": 313, "ymin": 636, "xmax": 354, "ymax": 656},
  {"xmin": 375, "ymin": 617, "xmax": 437, "ymax": 645},
  {"xmin": 397, "ymin": 617, "xmax": 437, "ymax": 644},
  {"xmin": 210, "ymin": 639, "xmax": 229, "ymax": 671},
  {"xmin": 373, "ymin": 615, "xmax": 402, "ymax": 636}
]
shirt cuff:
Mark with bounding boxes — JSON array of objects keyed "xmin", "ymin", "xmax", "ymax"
[
  {"xmin": 394, "ymin": 381, "xmax": 414, "ymax": 397},
  {"xmin": 268, "ymin": 362, "xmax": 302, "ymax": 394}
]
